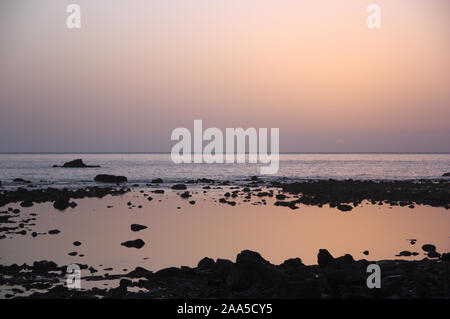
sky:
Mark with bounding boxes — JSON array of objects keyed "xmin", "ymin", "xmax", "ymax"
[{"xmin": 0, "ymin": 0, "xmax": 449, "ymax": 152}]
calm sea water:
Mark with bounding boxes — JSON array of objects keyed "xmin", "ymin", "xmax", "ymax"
[{"xmin": 0, "ymin": 153, "xmax": 449, "ymax": 188}]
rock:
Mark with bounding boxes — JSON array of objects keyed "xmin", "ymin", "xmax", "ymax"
[
  {"xmin": 13, "ymin": 178, "xmax": 31, "ymax": 184},
  {"xmin": 68, "ymin": 252, "xmax": 78, "ymax": 256},
  {"xmin": 130, "ymin": 224, "xmax": 148, "ymax": 232},
  {"xmin": 442, "ymin": 172, "xmax": 450, "ymax": 177},
  {"xmin": 396, "ymin": 250, "xmax": 412, "ymax": 257},
  {"xmin": 94, "ymin": 174, "xmax": 127, "ymax": 183},
  {"xmin": 318, "ymin": 249, "xmax": 334, "ymax": 267},
  {"xmin": 32, "ymin": 260, "xmax": 58, "ymax": 273},
  {"xmin": 58, "ymin": 159, "xmax": 100, "ymax": 168},
  {"xmin": 53, "ymin": 197, "xmax": 70, "ymax": 211},
  {"xmin": 189, "ymin": 200, "xmax": 196, "ymax": 205},
  {"xmin": 198, "ymin": 257, "xmax": 216, "ymax": 269},
  {"xmin": 48, "ymin": 229, "xmax": 61, "ymax": 235},
  {"xmin": 427, "ymin": 251, "xmax": 441, "ymax": 259},
  {"xmin": 127, "ymin": 266, "xmax": 153, "ymax": 278},
  {"xmin": 171, "ymin": 184, "xmax": 187, "ymax": 190},
  {"xmin": 227, "ymin": 250, "xmax": 286, "ymax": 291},
  {"xmin": 180, "ymin": 191, "xmax": 191, "ymax": 198},
  {"xmin": 421, "ymin": 244, "xmax": 436, "ymax": 252},
  {"xmin": 363, "ymin": 250, "xmax": 369, "ymax": 255},
  {"xmin": 337, "ymin": 204, "xmax": 353, "ymax": 212},
  {"xmin": 73, "ymin": 241, "xmax": 82, "ymax": 246},
  {"xmin": 121, "ymin": 239, "xmax": 145, "ymax": 249},
  {"xmin": 20, "ymin": 200, "xmax": 33, "ymax": 207},
  {"xmin": 335, "ymin": 254, "xmax": 355, "ymax": 264},
  {"xmin": 441, "ymin": 253, "xmax": 450, "ymax": 262},
  {"xmin": 151, "ymin": 178, "xmax": 163, "ymax": 183}
]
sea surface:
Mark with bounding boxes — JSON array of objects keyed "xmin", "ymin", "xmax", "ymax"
[{"xmin": 0, "ymin": 153, "xmax": 449, "ymax": 188}]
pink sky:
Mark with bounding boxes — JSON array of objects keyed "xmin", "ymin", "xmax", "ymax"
[{"xmin": 0, "ymin": 0, "xmax": 449, "ymax": 152}]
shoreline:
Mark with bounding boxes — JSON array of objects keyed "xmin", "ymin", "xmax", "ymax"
[{"xmin": 1, "ymin": 249, "xmax": 449, "ymax": 299}]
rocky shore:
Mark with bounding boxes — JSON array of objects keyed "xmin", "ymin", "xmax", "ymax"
[{"xmin": 1, "ymin": 249, "xmax": 449, "ymax": 299}]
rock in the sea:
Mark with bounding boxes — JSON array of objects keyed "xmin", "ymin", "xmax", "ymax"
[
  {"xmin": 20, "ymin": 200, "xmax": 34, "ymax": 208},
  {"xmin": 337, "ymin": 204, "xmax": 353, "ymax": 212},
  {"xmin": 442, "ymin": 172, "xmax": 450, "ymax": 177},
  {"xmin": 94, "ymin": 174, "xmax": 127, "ymax": 183},
  {"xmin": 421, "ymin": 244, "xmax": 436, "ymax": 252},
  {"xmin": 171, "ymin": 184, "xmax": 187, "ymax": 190},
  {"xmin": 227, "ymin": 250, "xmax": 286, "ymax": 291},
  {"xmin": 13, "ymin": 178, "xmax": 31, "ymax": 184},
  {"xmin": 121, "ymin": 239, "xmax": 145, "ymax": 249},
  {"xmin": 396, "ymin": 250, "xmax": 412, "ymax": 257},
  {"xmin": 130, "ymin": 224, "xmax": 148, "ymax": 232},
  {"xmin": 73, "ymin": 241, "xmax": 82, "ymax": 246},
  {"xmin": 48, "ymin": 229, "xmax": 61, "ymax": 235},
  {"xmin": 151, "ymin": 178, "xmax": 163, "ymax": 184},
  {"xmin": 318, "ymin": 249, "xmax": 334, "ymax": 267},
  {"xmin": 56, "ymin": 159, "xmax": 100, "ymax": 168},
  {"xmin": 53, "ymin": 197, "xmax": 70, "ymax": 211}
]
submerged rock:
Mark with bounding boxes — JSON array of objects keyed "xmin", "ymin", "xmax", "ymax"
[{"xmin": 94, "ymin": 174, "xmax": 127, "ymax": 183}]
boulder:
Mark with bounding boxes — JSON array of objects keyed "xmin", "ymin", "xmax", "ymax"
[
  {"xmin": 318, "ymin": 249, "xmax": 334, "ymax": 267},
  {"xmin": 94, "ymin": 174, "xmax": 127, "ymax": 183},
  {"xmin": 421, "ymin": 244, "xmax": 436, "ymax": 252},
  {"xmin": 53, "ymin": 197, "xmax": 70, "ymax": 211},
  {"xmin": 151, "ymin": 178, "xmax": 163, "ymax": 184},
  {"xmin": 442, "ymin": 172, "xmax": 450, "ymax": 177}
]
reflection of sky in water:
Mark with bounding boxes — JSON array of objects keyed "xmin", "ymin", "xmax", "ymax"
[{"xmin": 1, "ymin": 189, "xmax": 449, "ymax": 271}]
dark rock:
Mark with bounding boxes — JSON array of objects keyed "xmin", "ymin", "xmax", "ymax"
[
  {"xmin": 337, "ymin": 204, "xmax": 353, "ymax": 212},
  {"xmin": 32, "ymin": 260, "xmax": 58, "ymax": 273},
  {"xmin": 227, "ymin": 250, "xmax": 286, "ymax": 291},
  {"xmin": 73, "ymin": 241, "xmax": 82, "ymax": 246},
  {"xmin": 59, "ymin": 159, "xmax": 100, "ymax": 168},
  {"xmin": 171, "ymin": 184, "xmax": 187, "ymax": 190},
  {"xmin": 94, "ymin": 174, "xmax": 127, "ymax": 183},
  {"xmin": 53, "ymin": 197, "xmax": 70, "ymax": 211},
  {"xmin": 421, "ymin": 244, "xmax": 436, "ymax": 252},
  {"xmin": 427, "ymin": 251, "xmax": 441, "ymax": 259},
  {"xmin": 442, "ymin": 172, "xmax": 450, "ymax": 177},
  {"xmin": 68, "ymin": 252, "xmax": 78, "ymax": 256},
  {"xmin": 48, "ymin": 229, "xmax": 61, "ymax": 235},
  {"xmin": 13, "ymin": 178, "xmax": 31, "ymax": 184},
  {"xmin": 121, "ymin": 239, "xmax": 145, "ymax": 249},
  {"xmin": 20, "ymin": 200, "xmax": 33, "ymax": 207},
  {"xmin": 130, "ymin": 224, "xmax": 148, "ymax": 232},
  {"xmin": 363, "ymin": 250, "xmax": 369, "ymax": 255},
  {"xmin": 318, "ymin": 249, "xmax": 334, "ymax": 267},
  {"xmin": 127, "ymin": 266, "xmax": 153, "ymax": 278},
  {"xmin": 396, "ymin": 250, "xmax": 412, "ymax": 257},
  {"xmin": 198, "ymin": 257, "xmax": 216, "ymax": 269},
  {"xmin": 180, "ymin": 191, "xmax": 191, "ymax": 198},
  {"xmin": 189, "ymin": 200, "xmax": 196, "ymax": 205},
  {"xmin": 151, "ymin": 178, "xmax": 163, "ymax": 184}
]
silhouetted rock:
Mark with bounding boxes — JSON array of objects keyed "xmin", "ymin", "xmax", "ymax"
[
  {"xmin": 121, "ymin": 239, "xmax": 145, "ymax": 249},
  {"xmin": 48, "ymin": 229, "xmax": 60, "ymax": 235},
  {"xmin": 198, "ymin": 257, "xmax": 216, "ymax": 269},
  {"xmin": 422, "ymin": 244, "xmax": 436, "ymax": 252},
  {"xmin": 171, "ymin": 184, "xmax": 187, "ymax": 190},
  {"xmin": 442, "ymin": 172, "xmax": 450, "ymax": 177},
  {"xmin": 318, "ymin": 249, "xmax": 334, "ymax": 267},
  {"xmin": 130, "ymin": 224, "xmax": 148, "ymax": 232},
  {"xmin": 337, "ymin": 204, "xmax": 353, "ymax": 212},
  {"xmin": 151, "ymin": 178, "xmax": 163, "ymax": 183},
  {"xmin": 94, "ymin": 174, "xmax": 127, "ymax": 183},
  {"xmin": 73, "ymin": 241, "xmax": 82, "ymax": 246},
  {"xmin": 53, "ymin": 197, "xmax": 70, "ymax": 211},
  {"xmin": 20, "ymin": 200, "xmax": 33, "ymax": 208},
  {"xmin": 55, "ymin": 159, "xmax": 100, "ymax": 168},
  {"xmin": 13, "ymin": 178, "xmax": 31, "ymax": 184}
]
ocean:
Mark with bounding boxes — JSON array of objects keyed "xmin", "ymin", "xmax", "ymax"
[{"xmin": 0, "ymin": 153, "xmax": 449, "ymax": 188}]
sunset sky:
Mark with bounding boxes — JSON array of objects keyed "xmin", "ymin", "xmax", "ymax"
[{"xmin": 0, "ymin": 0, "xmax": 449, "ymax": 152}]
